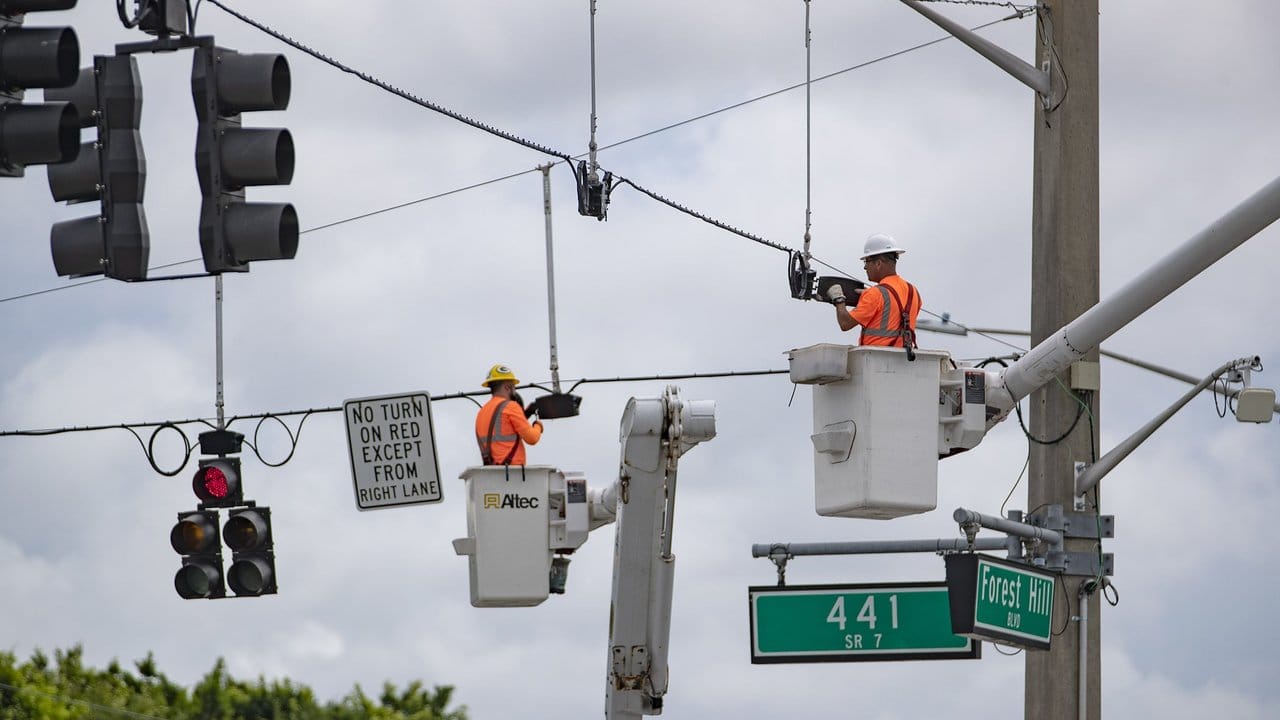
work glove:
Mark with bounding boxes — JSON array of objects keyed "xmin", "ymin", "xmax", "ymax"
[
  {"xmin": 525, "ymin": 403, "xmax": 538, "ymax": 419},
  {"xmin": 826, "ymin": 283, "xmax": 846, "ymax": 304}
]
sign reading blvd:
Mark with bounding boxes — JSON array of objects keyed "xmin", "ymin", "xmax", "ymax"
[
  {"xmin": 344, "ymin": 392, "xmax": 443, "ymax": 511},
  {"xmin": 749, "ymin": 582, "xmax": 980, "ymax": 663},
  {"xmin": 945, "ymin": 553, "xmax": 1056, "ymax": 650}
]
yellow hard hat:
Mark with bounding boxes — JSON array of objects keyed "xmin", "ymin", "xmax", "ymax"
[{"xmin": 482, "ymin": 364, "xmax": 519, "ymax": 387}]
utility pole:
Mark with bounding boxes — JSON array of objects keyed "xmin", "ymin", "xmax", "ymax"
[{"xmin": 1028, "ymin": 2, "xmax": 1100, "ymax": 718}]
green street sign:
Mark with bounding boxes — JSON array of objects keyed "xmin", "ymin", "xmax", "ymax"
[
  {"xmin": 945, "ymin": 554, "xmax": 1056, "ymax": 650},
  {"xmin": 749, "ymin": 582, "xmax": 980, "ymax": 663}
]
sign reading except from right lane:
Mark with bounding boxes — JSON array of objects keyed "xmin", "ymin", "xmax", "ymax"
[{"xmin": 749, "ymin": 582, "xmax": 980, "ymax": 663}]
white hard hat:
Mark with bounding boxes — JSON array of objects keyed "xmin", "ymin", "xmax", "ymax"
[{"xmin": 859, "ymin": 233, "xmax": 907, "ymax": 260}]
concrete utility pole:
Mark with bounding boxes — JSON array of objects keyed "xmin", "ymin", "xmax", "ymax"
[{"xmin": 1028, "ymin": 2, "xmax": 1100, "ymax": 718}]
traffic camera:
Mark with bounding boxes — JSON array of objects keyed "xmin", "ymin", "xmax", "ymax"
[
  {"xmin": 0, "ymin": 1, "xmax": 80, "ymax": 178},
  {"xmin": 191, "ymin": 45, "xmax": 297, "ymax": 273},
  {"xmin": 45, "ymin": 54, "xmax": 149, "ymax": 280}
]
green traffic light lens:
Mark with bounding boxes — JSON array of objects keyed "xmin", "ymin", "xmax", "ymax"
[
  {"xmin": 174, "ymin": 563, "xmax": 217, "ymax": 599},
  {"xmin": 227, "ymin": 558, "xmax": 271, "ymax": 596}
]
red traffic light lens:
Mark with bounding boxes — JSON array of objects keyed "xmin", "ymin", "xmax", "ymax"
[{"xmin": 198, "ymin": 466, "xmax": 228, "ymax": 499}]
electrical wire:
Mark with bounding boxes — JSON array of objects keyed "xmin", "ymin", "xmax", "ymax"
[
  {"xmin": 999, "ymin": 449, "xmax": 1030, "ymax": 517},
  {"xmin": 3, "ymin": 11, "xmax": 1032, "ymax": 312},
  {"xmin": 0, "ymin": 368, "xmax": 789, "ymax": 475}
]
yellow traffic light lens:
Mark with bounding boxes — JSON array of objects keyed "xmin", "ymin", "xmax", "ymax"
[
  {"xmin": 170, "ymin": 514, "xmax": 216, "ymax": 554},
  {"xmin": 223, "ymin": 512, "xmax": 266, "ymax": 551}
]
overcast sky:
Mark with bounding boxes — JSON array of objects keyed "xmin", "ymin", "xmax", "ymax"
[{"xmin": 2, "ymin": 1, "xmax": 1278, "ymax": 718}]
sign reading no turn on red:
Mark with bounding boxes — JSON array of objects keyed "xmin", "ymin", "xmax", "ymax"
[{"xmin": 344, "ymin": 392, "xmax": 443, "ymax": 510}]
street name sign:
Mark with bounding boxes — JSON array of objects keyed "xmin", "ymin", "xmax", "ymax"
[
  {"xmin": 344, "ymin": 392, "xmax": 443, "ymax": 511},
  {"xmin": 749, "ymin": 582, "xmax": 980, "ymax": 663},
  {"xmin": 945, "ymin": 553, "xmax": 1056, "ymax": 650}
]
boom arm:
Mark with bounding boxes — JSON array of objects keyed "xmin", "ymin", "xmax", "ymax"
[
  {"xmin": 606, "ymin": 386, "xmax": 715, "ymax": 719},
  {"xmin": 983, "ymin": 175, "xmax": 1280, "ymax": 426}
]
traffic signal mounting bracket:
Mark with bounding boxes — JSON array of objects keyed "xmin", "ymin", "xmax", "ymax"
[{"xmin": 198, "ymin": 428, "xmax": 245, "ymax": 455}]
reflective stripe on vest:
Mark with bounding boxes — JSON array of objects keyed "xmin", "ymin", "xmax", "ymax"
[
  {"xmin": 477, "ymin": 400, "xmax": 521, "ymax": 464},
  {"xmin": 861, "ymin": 285, "xmax": 902, "ymax": 338}
]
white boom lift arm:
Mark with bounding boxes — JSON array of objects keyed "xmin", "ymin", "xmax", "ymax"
[
  {"xmin": 981, "ymin": 175, "xmax": 1280, "ymax": 431},
  {"xmin": 601, "ymin": 386, "xmax": 716, "ymax": 718}
]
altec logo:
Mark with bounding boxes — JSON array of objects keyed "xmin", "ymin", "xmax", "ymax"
[{"xmin": 482, "ymin": 493, "xmax": 540, "ymax": 509}]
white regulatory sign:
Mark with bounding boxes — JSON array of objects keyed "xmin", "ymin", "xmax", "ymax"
[{"xmin": 344, "ymin": 391, "xmax": 443, "ymax": 510}]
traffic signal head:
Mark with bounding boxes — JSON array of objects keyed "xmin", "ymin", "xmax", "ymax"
[
  {"xmin": 192, "ymin": 457, "xmax": 243, "ymax": 508},
  {"xmin": 0, "ymin": 1, "xmax": 81, "ymax": 177},
  {"xmin": 223, "ymin": 506, "xmax": 276, "ymax": 596},
  {"xmin": 170, "ymin": 509, "xmax": 225, "ymax": 599},
  {"xmin": 191, "ymin": 45, "xmax": 297, "ymax": 273},
  {"xmin": 45, "ymin": 54, "xmax": 149, "ymax": 280}
]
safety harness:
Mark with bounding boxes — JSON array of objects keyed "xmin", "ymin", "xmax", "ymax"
[
  {"xmin": 861, "ymin": 281, "xmax": 918, "ymax": 361},
  {"xmin": 477, "ymin": 399, "xmax": 522, "ymax": 465}
]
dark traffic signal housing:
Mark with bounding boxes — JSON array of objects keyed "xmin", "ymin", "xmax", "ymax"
[
  {"xmin": 45, "ymin": 54, "xmax": 149, "ymax": 280},
  {"xmin": 170, "ymin": 509, "xmax": 225, "ymax": 599},
  {"xmin": 0, "ymin": 0, "xmax": 81, "ymax": 178},
  {"xmin": 223, "ymin": 506, "xmax": 276, "ymax": 596},
  {"xmin": 192, "ymin": 456, "xmax": 243, "ymax": 508},
  {"xmin": 191, "ymin": 45, "xmax": 297, "ymax": 273}
]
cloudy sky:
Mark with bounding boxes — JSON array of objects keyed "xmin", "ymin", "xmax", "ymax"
[{"xmin": 2, "ymin": 1, "xmax": 1278, "ymax": 718}]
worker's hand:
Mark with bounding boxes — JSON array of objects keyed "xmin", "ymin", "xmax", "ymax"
[
  {"xmin": 826, "ymin": 284, "xmax": 846, "ymax": 304},
  {"xmin": 524, "ymin": 403, "xmax": 538, "ymax": 419}
]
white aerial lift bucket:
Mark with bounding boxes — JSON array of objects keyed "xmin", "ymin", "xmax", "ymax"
[{"xmin": 789, "ymin": 344, "xmax": 948, "ymax": 519}]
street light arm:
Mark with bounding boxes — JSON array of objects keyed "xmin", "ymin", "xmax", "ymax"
[
  {"xmin": 1075, "ymin": 357, "xmax": 1259, "ymax": 496},
  {"xmin": 898, "ymin": 0, "xmax": 1049, "ymax": 96}
]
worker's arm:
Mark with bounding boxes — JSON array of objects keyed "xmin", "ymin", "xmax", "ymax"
[
  {"xmin": 834, "ymin": 300, "xmax": 858, "ymax": 331},
  {"xmin": 504, "ymin": 402, "xmax": 544, "ymax": 444}
]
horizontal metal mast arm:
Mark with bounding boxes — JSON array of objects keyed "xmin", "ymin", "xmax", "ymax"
[
  {"xmin": 751, "ymin": 537, "xmax": 1007, "ymax": 557},
  {"xmin": 1000, "ymin": 174, "xmax": 1280, "ymax": 403},
  {"xmin": 953, "ymin": 507, "xmax": 1063, "ymax": 547}
]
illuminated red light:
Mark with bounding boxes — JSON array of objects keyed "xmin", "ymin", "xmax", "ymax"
[{"xmin": 199, "ymin": 467, "xmax": 229, "ymax": 498}]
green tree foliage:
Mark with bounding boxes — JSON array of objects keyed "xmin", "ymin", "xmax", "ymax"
[{"xmin": 0, "ymin": 647, "xmax": 466, "ymax": 720}]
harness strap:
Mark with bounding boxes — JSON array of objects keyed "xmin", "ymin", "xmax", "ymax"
[{"xmin": 477, "ymin": 400, "xmax": 522, "ymax": 465}]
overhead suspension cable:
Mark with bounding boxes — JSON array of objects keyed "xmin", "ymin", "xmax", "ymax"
[
  {"xmin": 0, "ymin": 369, "xmax": 790, "ymax": 476},
  {"xmin": 802, "ymin": 0, "xmax": 814, "ymax": 261},
  {"xmin": 2, "ymin": 10, "xmax": 1030, "ymax": 307}
]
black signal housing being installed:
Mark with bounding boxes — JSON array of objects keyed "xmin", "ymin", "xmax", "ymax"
[
  {"xmin": 0, "ymin": 1, "xmax": 81, "ymax": 178},
  {"xmin": 46, "ymin": 54, "xmax": 149, "ymax": 280},
  {"xmin": 191, "ymin": 45, "xmax": 297, "ymax": 273}
]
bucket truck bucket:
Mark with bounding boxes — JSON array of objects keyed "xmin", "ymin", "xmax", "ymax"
[
  {"xmin": 789, "ymin": 344, "xmax": 949, "ymax": 519},
  {"xmin": 453, "ymin": 466, "xmax": 590, "ymax": 607}
]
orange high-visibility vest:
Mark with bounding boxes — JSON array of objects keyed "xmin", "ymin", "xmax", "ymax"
[
  {"xmin": 848, "ymin": 275, "xmax": 921, "ymax": 347},
  {"xmin": 475, "ymin": 396, "xmax": 542, "ymax": 465}
]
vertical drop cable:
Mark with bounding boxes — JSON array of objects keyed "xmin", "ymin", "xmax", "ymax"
[
  {"xmin": 214, "ymin": 274, "xmax": 225, "ymax": 430},
  {"xmin": 540, "ymin": 164, "xmax": 563, "ymax": 394},
  {"xmin": 802, "ymin": 0, "xmax": 813, "ymax": 261},
  {"xmin": 587, "ymin": 0, "xmax": 600, "ymax": 180}
]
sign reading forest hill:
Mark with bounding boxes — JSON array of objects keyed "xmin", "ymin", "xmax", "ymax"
[{"xmin": 344, "ymin": 392, "xmax": 443, "ymax": 510}]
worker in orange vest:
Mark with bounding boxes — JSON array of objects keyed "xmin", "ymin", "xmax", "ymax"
[
  {"xmin": 827, "ymin": 234, "xmax": 922, "ymax": 356},
  {"xmin": 475, "ymin": 364, "xmax": 544, "ymax": 465}
]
